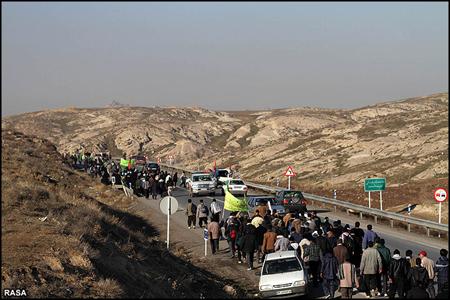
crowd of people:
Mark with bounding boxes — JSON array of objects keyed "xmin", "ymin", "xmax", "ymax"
[
  {"xmin": 184, "ymin": 201, "xmax": 448, "ymax": 299},
  {"xmin": 65, "ymin": 150, "xmax": 448, "ymax": 299},
  {"xmin": 66, "ymin": 151, "xmax": 187, "ymax": 199}
]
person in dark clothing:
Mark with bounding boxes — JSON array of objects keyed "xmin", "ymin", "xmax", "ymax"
[
  {"xmin": 256, "ymin": 223, "xmax": 267, "ymax": 263},
  {"xmin": 435, "ymin": 249, "xmax": 448, "ymax": 294},
  {"xmin": 316, "ymin": 228, "xmax": 332, "ymax": 255},
  {"xmin": 321, "ymin": 251, "xmax": 339, "ymax": 298},
  {"xmin": 173, "ymin": 172, "xmax": 178, "ymax": 187},
  {"xmin": 388, "ymin": 249, "xmax": 408, "ymax": 299},
  {"xmin": 351, "ymin": 221, "xmax": 365, "ymax": 269},
  {"xmin": 290, "ymin": 227, "xmax": 303, "ymax": 243},
  {"xmin": 406, "ymin": 258, "xmax": 430, "ymax": 299},
  {"xmin": 150, "ymin": 176, "xmax": 157, "ymax": 199},
  {"xmin": 240, "ymin": 222, "xmax": 258, "ymax": 270},
  {"xmin": 409, "ymin": 257, "xmax": 430, "ymax": 292}
]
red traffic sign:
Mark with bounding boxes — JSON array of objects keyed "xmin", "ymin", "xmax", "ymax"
[
  {"xmin": 434, "ymin": 188, "xmax": 448, "ymax": 202},
  {"xmin": 284, "ymin": 166, "xmax": 296, "ymax": 177}
]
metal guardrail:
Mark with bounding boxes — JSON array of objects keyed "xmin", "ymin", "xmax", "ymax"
[
  {"xmin": 245, "ymin": 182, "xmax": 448, "ymax": 235},
  {"xmin": 159, "ymin": 164, "xmax": 448, "ymax": 236}
]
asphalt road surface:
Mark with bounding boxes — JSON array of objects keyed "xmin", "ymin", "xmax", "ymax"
[{"xmin": 135, "ymin": 185, "xmax": 446, "ymax": 298}]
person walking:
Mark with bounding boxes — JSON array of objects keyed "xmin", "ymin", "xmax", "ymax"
[
  {"xmin": 388, "ymin": 249, "xmax": 408, "ymax": 299},
  {"xmin": 172, "ymin": 172, "xmax": 178, "ymax": 187},
  {"xmin": 207, "ymin": 217, "xmax": 220, "ymax": 255},
  {"xmin": 304, "ymin": 238, "xmax": 322, "ymax": 287},
  {"xmin": 180, "ymin": 171, "xmax": 187, "ymax": 188},
  {"xmin": 225, "ymin": 213, "xmax": 240, "ymax": 258},
  {"xmin": 435, "ymin": 249, "xmax": 448, "ymax": 294},
  {"xmin": 339, "ymin": 256, "xmax": 359, "ymax": 299},
  {"xmin": 419, "ymin": 251, "xmax": 436, "ymax": 298},
  {"xmin": 261, "ymin": 225, "xmax": 277, "ymax": 261},
  {"xmin": 360, "ymin": 241, "xmax": 383, "ymax": 298},
  {"xmin": 185, "ymin": 199, "xmax": 197, "ymax": 229},
  {"xmin": 196, "ymin": 199, "xmax": 209, "ymax": 228},
  {"xmin": 240, "ymin": 221, "xmax": 257, "ymax": 270},
  {"xmin": 375, "ymin": 238, "xmax": 391, "ymax": 297},
  {"xmin": 210, "ymin": 198, "xmax": 222, "ymax": 222},
  {"xmin": 407, "ymin": 258, "xmax": 430, "ymax": 299},
  {"xmin": 334, "ymin": 238, "xmax": 350, "ymax": 265},
  {"xmin": 363, "ymin": 224, "xmax": 379, "ymax": 249},
  {"xmin": 274, "ymin": 232, "xmax": 290, "ymax": 252},
  {"xmin": 150, "ymin": 176, "xmax": 157, "ymax": 199},
  {"xmin": 321, "ymin": 251, "xmax": 339, "ymax": 299},
  {"xmin": 350, "ymin": 221, "xmax": 364, "ymax": 268}
]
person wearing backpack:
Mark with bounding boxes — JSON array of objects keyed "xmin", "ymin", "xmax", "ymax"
[
  {"xmin": 225, "ymin": 213, "xmax": 240, "ymax": 258},
  {"xmin": 375, "ymin": 238, "xmax": 391, "ymax": 297},
  {"xmin": 388, "ymin": 249, "xmax": 408, "ymax": 299},
  {"xmin": 197, "ymin": 199, "xmax": 209, "ymax": 228},
  {"xmin": 186, "ymin": 199, "xmax": 197, "ymax": 229}
]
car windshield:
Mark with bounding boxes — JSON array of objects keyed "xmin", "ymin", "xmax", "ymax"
[
  {"xmin": 217, "ymin": 170, "xmax": 229, "ymax": 177},
  {"xmin": 148, "ymin": 163, "xmax": 159, "ymax": 168},
  {"xmin": 262, "ymin": 257, "xmax": 302, "ymax": 275},
  {"xmin": 193, "ymin": 175, "xmax": 212, "ymax": 182},
  {"xmin": 230, "ymin": 180, "xmax": 244, "ymax": 185},
  {"xmin": 282, "ymin": 191, "xmax": 304, "ymax": 201},
  {"xmin": 255, "ymin": 198, "xmax": 276, "ymax": 206}
]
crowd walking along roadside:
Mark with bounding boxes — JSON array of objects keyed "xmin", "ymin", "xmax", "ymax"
[{"xmin": 68, "ymin": 152, "xmax": 448, "ymax": 299}]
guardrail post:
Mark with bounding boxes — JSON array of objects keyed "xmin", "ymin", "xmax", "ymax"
[
  {"xmin": 390, "ymin": 219, "xmax": 394, "ymax": 228},
  {"xmin": 346, "ymin": 209, "xmax": 350, "ymax": 215},
  {"xmin": 359, "ymin": 212, "xmax": 363, "ymax": 219},
  {"xmin": 426, "ymin": 228, "xmax": 430, "ymax": 237},
  {"xmin": 334, "ymin": 205, "xmax": 337, "ymax": 212},
  {"xmin": 374, "ymin": 216, "xmax": 378, "ymax": 224},
  {"xmin": 407, "ymin": 223, "xmax": 411, "ymax": 232}
]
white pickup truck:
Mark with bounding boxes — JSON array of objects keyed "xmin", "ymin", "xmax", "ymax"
[{"xmin": 187, "ymin": 173, "xmax": 216, "ymax": 197}]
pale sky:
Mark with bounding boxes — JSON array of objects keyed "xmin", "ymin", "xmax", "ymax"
[{"xmin": 2, "ymin": 2, "xmax": 448, "ymax": 116}]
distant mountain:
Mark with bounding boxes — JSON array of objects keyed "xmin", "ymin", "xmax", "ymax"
[{"xmin": 2, "ymin": 93, "xmax": 448, "ymax": 191}]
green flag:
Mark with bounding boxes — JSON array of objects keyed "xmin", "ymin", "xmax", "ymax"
[{"xmin": 224, "ymin": 182, "xmax": 248, "ymax": 212}]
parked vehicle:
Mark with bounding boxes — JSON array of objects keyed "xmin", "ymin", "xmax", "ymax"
[
  {"xmin": 214, "ymin": 169, "xmax": 230, "ymax": 186},
  {"xmin": 259, "ymin": 250, "xmax": 308, "ymax": 298},
  {"xmin": 275, "ymin": 190, "xmax": 307, "ymax": 213},
  {"xmin": 188, "ymin": 173, "xmax": 216, "ymax": 197},
  {"xmin": 247, "ymin": 195, "xmax": 286, "ymax": 216},
  {"xmin": 130, "ymin": 155, "xmax": 147, "ymax": 165},
  {"xmin": 147, "ymin": 162, "xmax": 160, "ymax": 173},
  {"xmin": 222, "ymin": 179, "xmax": 248, "ymax": 196}
]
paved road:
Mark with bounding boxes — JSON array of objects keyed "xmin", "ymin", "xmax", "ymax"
[
  {"xmin": 131, "ymin": 185, "xmax": 446, "ymax": 298},
  {"xmin": 163, "ymin": 186, "xmax": 446, "ymax": 261}
]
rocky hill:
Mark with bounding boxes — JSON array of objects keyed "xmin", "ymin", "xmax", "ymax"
[{"xmin": 2, "ymin": 93, "xmax": 448, "ymax": 210}]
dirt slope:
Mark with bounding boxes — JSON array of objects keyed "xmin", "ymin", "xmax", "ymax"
[{"xmin": 1, "ymin": 129, "xmax": 245, "ymax": 298}]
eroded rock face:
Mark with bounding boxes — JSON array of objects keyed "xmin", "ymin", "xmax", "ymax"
[{"xmin": 2, "ymin": 93, "xmax": 448, "ymax": 187}]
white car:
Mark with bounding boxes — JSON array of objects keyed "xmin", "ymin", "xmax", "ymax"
[
  {"xmin": 188, "ymin": 173, "xmax": 216, "ymax": 197},
  {"xmin": 222, "ymin": 179, "xmax": 248, "ymax": 196},
  {"xmin": 259, "ymin": 251, "xmax": 308, "ymax": 298}
]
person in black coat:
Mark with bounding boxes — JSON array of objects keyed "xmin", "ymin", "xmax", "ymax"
[{"xmin": 241, "ymin": 222, "xmax": 258, "ymax": 271}]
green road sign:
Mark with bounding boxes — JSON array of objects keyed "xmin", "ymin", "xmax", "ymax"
[{"xmin": 364, "ymin": 178, "xmax": 386, "ymax": 192}]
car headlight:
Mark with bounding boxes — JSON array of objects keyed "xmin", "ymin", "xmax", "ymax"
[
  {"xmin": 259, "ymin": 285, "xmax": 272, "ymax": 291},
  {"xmin": 292, "ymin": 280, "xmax": 306, "ymax": 287}
]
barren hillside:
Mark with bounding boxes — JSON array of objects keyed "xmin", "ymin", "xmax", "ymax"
[
  {"xmin": 1, "ymin": 129, "xmax": 245, "ymax": 298},
  {"xmin": 2, "ymin": 93, "xmax": 448, "ymax": 211}
]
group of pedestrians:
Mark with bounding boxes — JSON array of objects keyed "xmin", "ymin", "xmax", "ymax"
[
  {"xmin": 184, "ymin": 202, "xmax": 448, "ymax": 299},
  {"xmin": 68, "ymin": 153, "xmax": 447, "ymax": 299}
]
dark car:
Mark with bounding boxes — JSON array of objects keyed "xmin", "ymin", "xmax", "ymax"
[
  {"xmin": 275, "ymin": 190, "xmax": 307, "ymax": 214},
  {"xmin": 130, "ymin": 155, "xmax": 147, "ymax": 165},
  {"xmin": 147, "ymin": 162, "xmax": 160, "ymax": 173}
]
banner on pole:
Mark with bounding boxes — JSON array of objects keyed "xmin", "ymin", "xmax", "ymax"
[{"xmin": 224, "ymin": 184, "xmax": 249, "ymax": 212}]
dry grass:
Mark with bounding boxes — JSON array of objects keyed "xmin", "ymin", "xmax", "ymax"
[{"xmin": 1, "ymin": 129, "xmax": 245, "ymax": 298}]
